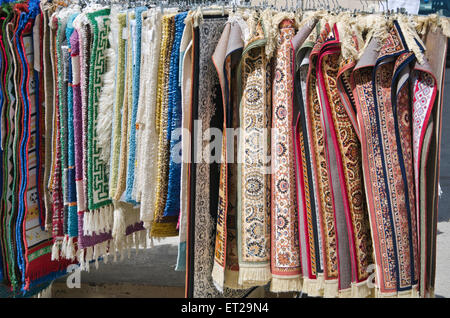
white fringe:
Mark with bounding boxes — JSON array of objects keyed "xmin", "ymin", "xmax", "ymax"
[
  {"xmin": 96, "ymin": 7, "xmax": 119, "ymax": 164},
  {"xmin": 302, "ymin": 277, "xmax": 324, "ymax": 297},
  {"xmin": 211, "ymin": 262, "xmax": 225, "ymax": 293},
  {"xmin": 51, "ymin": 240, "xmax": 61, "ymax": 261},
  {"xmin": 79, "ymin": 248, "xmax": 86, "ymax": 271},
  {"xmin": 85, "ymin": 246, "xmax": 93, "ymax": 273},
  {"xmin": 37, "ymin": 282, "xmax": 53, "ymax": 298},
  {"xmin": 350, "ymin": 280, "xmax": 374, "ymax": 298},
  {"xmin": 60, "ymin": 235, "xmax": 68, "ymax": 259},
  {"xmin": 270, "ymin": 275, "xmax": 303, "ymax": 293},
  {"xmin": 238, "ymin": 264, "xmax": 272, "ymax": 287},
  {"xmin": 84, "ymin": 205, "xmax": 114, "ymax": 235},
  {"xmin": 65, "ymin": 236, "xmax": 76, "ymax": 260}
]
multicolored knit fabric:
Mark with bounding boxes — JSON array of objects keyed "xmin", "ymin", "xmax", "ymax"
[
  {"xmin": 305, "ymin": 23, "xmax": 340, "ymax": 296},
  {"xmin": 40, "ymin": 2, "xmax": 55, "ymax": 233},
  {"xmin": 74, "ymin": 12, "xmax": 112, "ymax": 255},
  {"xmin": 16, "ymin": 3, "xmax": 73, "ymax": 291},
  {"xmin": 137, "ymin": 9, "xmax": 161, "ymax": 230},
  {"xmin": 0, "ymin": 4, "xmax": 16, "ymax": 287}
]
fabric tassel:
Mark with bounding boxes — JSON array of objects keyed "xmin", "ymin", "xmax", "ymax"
[
  {"xmin": 61, "ymin": 235, "xmax": 68, "ymax": 259},
  {"xmin": 270, "ymin": 276, "xmax": 303, "ymax": 293},
  {"xmin": 238, "ymin": 266, "xmax": 272, "ymax": 287},
  {"xmin": 66, "ymin": 237, "xmax": 76, "ymax": 260},
  {"xmin": 103, "ymin": 240, "xmax": 110, "ymax": 264},
  {"xmin": 83, "ymin": 212, "xmax": 91, "ymax": 236},
  {"xmin": 85, "ymin": 246, "xmax": 93, "ymax": 272},
  {"xmin": 51, "ymin": 241, "xmax": 61, "ymax": 261},
  {"xmin": 93, "ymin": 244, "xmax": 99, "ymax": 270},
  {"xmin": 351, "ymin": 280, "xmax": 373, "ymax": 298},
  {"xmin": 323, "ymin": 279, "xmax": 339, "ymax": 298}
]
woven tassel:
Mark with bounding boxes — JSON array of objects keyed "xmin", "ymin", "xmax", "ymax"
[
  {"xmin": 79, "ymin": 248, "xmax": 86, "ymax": 271},
  {"xmin": 323, "ymin": 279, "xmax": 339, "ymax": 298},
  {"xmin": 93, "ymin": 209, "xmax": 101, "ymax": 234},
  {"xmin": 238, "ymin": 265, "xmax": 272, "ymax": 287},
  {"xmin": 211, "ymin": 263, "xmax": 224, "ymax": 293},
  {"xmin": 350, "ymin": 280, "xmax": 373, "ymax": 298},
  {"xmin": 270, "ymin": 276, "xmax": 303, "ymax": 293},
  {"xmin": 66, "ymin": 237, "xmax": 76, "ymax": 260},
  {"xmin": 338, "ymin": 288, "xmax": 352, "ymax": 298},
  {"xmin": 60, "ymin": 235, "xmax": 68, "ymax": 259},
  {"xmin": 51, "ymin": 241, "xmax": 61, "ymax": 261},
  {"xmin": 83, "ymin": 212, "xmax": 91, "ymax": 236},
  {"xmin": 93, "ymin": 244, "xmax": 99, "ymax": 270},
  {"xmin": 86, "ymin": 246, "xmax": 93, "ymax": 272},
  {"xmin": 98, "ymin": 207, "xmax": 107, "ymax": 234},
  {"xmin": 76, "ymin": 248, "xmax": 82, "ymax": 263}
]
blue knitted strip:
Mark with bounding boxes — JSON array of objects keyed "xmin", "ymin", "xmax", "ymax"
[
  {"xmin": 163, "ymin": 12, "xmax": 187, "ymax": 217},
  {"xmin": 66, "ymin": 13, "xmax": 79, "ymax": 238},
  {"xmin": 124, "ymin": 6, "xmax": 146, "ymax": 204}
]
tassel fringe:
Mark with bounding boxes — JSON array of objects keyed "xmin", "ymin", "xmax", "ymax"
[
  {"xmin": 238, "ymin": 265, "xmax": 272, "ymax": 287},
  {"xmin": 270, "ymin": 275, "xmax": 303, "ymax": 293}
]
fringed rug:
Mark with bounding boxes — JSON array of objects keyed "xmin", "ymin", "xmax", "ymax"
[
  {"xmin": 352, "ymin": 21, "xmax": 420, "ymax": 297},
  {"xmin": 270, "ymin": 19, "xmax": 302, "ymax": 293},
  {"xmin": 236, "ymin": 21, "xmax": 272, "ymax": 289}
]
